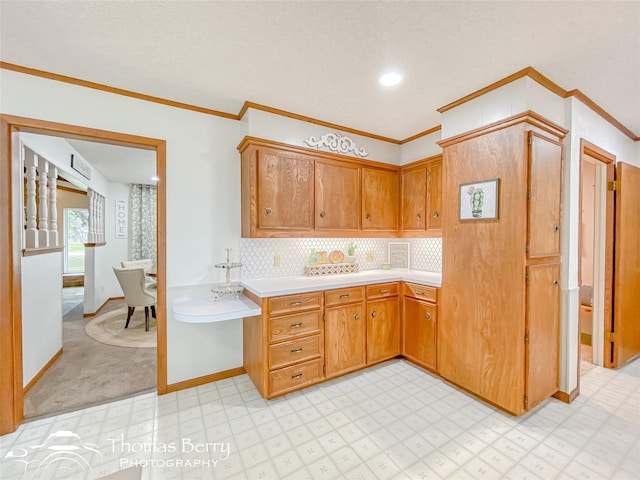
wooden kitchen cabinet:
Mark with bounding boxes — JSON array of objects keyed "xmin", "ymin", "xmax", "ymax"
[
  {"xmin": 439, "ymin": 115, "xmax": 565, "ymax": 415},
  {"xmin": 243, "ymin": 290, "xmax": 324, "ymax": 398},
  {"xmin": 239, "ymin": 137, "xmax": 401, "ymax": 238},
  {"xmin": 361, "ymin": 168, "xmax": 399, "ymax": 231},
  {"xmin": 366, "ymin": 294, "xmax": 400, "ymax": 364},
  {"xmin": 400, "ymin": 155, "xmax": 442, "ymax": 236},
  {"xmin": 324, "ymin": 286, "xmax": 366, "ymax": 378},
  {"xmin": 403, "ymin": 284, "xmax": 438, "ymax": 371},
  {"xmin": 315, "ymin": 159, "xmax": 360, "ymax": 231}
]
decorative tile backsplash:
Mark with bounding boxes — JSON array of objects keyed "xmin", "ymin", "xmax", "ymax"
[{"xmin": 240, "ymin": 237, "xmax": 442, "ymax": 279}]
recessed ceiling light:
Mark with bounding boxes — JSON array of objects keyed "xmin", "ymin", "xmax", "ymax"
[{"xmin": 379, "ymin": 71, "xmax": 403, "ymax": 86}]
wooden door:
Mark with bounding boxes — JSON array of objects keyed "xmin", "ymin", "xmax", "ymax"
[
  {"xmin": 257, "ymin": 151, "xmax": 314, "ymax": 231},
  {"xmin": 362, "ymin": 168, "xmax": 399, "ymax": 230},
  {"xmin": 401, "ymin": 168, "xmax": 426, "ymax": 231},
  {"xmin": 525, "ymin": 263, "xmax": 560, "ymax": 412},
  {"xmin": 324, "ymin": 304, "xmax": 366, "ymax": 377},
  {"xmin": 527, "ymin": 132, "xmax": 563, "ymax": 258},
  {"xmin": 612, "ymin": 162, "xmax": 640, "ymax": 366},
  {"xmin": 426, "ymin": 161, "xmax": 443, "ymax": 230},
  {"xmin": 367, "ymin": 297, "xmax": 399, "ymax": 363},
  {"xmin": 403, "ymin": 297, "xmax": 437, "ymax": 370},
  {"xmin": 315, "ymin": 160, "xmax": 360, "ymax": 231}
]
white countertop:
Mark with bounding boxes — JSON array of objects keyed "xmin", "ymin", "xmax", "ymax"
[
  {"xmin": 241, "ymin": 269, "xmax": 441, "ymax": 297},
  {"xmin": 172, "ymin": 294, "xmax": 262, "ymax": 323}
]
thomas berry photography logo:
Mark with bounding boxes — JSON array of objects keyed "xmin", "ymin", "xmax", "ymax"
[{"xmin": 4, "ymin": 430, "xmax": 102, "ymax": 479}]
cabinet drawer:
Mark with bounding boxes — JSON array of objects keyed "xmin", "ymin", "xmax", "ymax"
[
  {"xmin": 269, "ymin": 358, "xmax": 324, "ymax": 396},
  {"xmin": 268, "ymin": 291, "xmax": 322, "ymax": 316},
  {"xmin": 366, "ymin": 282, "xmax": 398, "ymax": 299},
  {"xmin": 269, "ymin": 334, "xmax": 322, "ymax": 370},
  {"xmin": 325, "ymin": 286, "xmax": 365, "ymax": 307},
  {"xmin": 269, "ymin": 311, "xmax": 321, "ymax": 342},
  {"xmin": 404, "ymin": 283, "xmax": 437, "ymax": 303}
]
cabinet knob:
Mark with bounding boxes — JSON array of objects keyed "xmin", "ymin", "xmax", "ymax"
[
  {"xmin": 265, "ymin": 207, "xmax": 273, "ymax": 216},
  {"xmin": 433, "ymin": 211, "xmax": 440, "ymax": 218},
  {"xmin": 371, "ymin": 311, "xmax": 377, "ymax": 318},
  {"xmin": 553, "ymin": 279, "xmax": 559, "ymax": 286},
  {"xmin": 416, "ymin": 213, "xmax": 422, "ymax": 220},
  {"xmin": 554, "ymin": 225, "xmax": 560, "ymax": 232},
  {"xmin": 366, "ymin": 213, "xmax": 371, "ymax": 220},
  {"xmin": 425, "ymin": 312, "xmax": 432, "ymax": 320},
  {"xmin": 319, "ymin": 210, "xmax": 326, "ymax": 218},
  {"xmin": 354, "ymin": 313, "xmax": 360, "ymax": 320}
]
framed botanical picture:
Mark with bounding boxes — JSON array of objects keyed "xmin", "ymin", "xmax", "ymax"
[{"xmin": 459, "ymin": 178, "xmax": 500, "ymax": 220}]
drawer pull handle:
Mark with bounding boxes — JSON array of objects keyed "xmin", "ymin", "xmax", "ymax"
[
  {"xmin": 371, "ymin": 311, "xmax": 377, "ymax": 318},
  {"xmin": 265, "ymin": 207, "xmax": 273, "ymax": 216},
  {"xmin": 291, "ymin": 348, "xmax": 303, "ymax": 353},
  {"xmin": 379, "ymin": 288, "xmax": 390, "ymax": 293},
  {"xmin": 339, "ymin": 294, "xmax": 350, "ymax": 299},
  {"xmin": 291, "ymin": 373, "xmax": 304, "ymax": 380},
  {"xmin": 354, "ymin": 314, "xmax": 360, "ymax": 320},
  {"xmin": 290, "ymin": 322, "xmax": 303, "ymax": 328},
  {"xmin": 290, "ymin": 301, "xmax": 303, "ymax": 307},
  {"xmin": 425, "ymin": 312, "xmax": 432, "ymax": 320},
  {"xmin": 414, "ymin": 290, "xmax": 425, "ymax": 295}
]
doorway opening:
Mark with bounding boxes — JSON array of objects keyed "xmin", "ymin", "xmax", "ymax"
[
  {"xmin": 0, "ymin": 114, "xmax": 167, "ymax": 435},
  {"xmin": 578, "ymin": 139, "xmax": 615, "ymax": 376}
]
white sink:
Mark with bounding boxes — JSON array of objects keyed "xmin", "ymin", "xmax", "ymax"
[{"xmin": 172, "ymin": 295, "xmax": 261, "ymax": 323}]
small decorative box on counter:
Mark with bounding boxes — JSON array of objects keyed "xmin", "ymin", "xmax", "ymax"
[{"xmin": 303, "ymin": 263, "xmax": 359, "ymax": 276}]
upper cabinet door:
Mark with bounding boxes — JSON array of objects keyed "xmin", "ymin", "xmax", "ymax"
[
  {"xmin": 426, "ymin": 161, "xmax": 443, "ymax": 231},
  {"xmin": 257, "ymin": 151, "xmax": 314, "ymax": 231},
  {"xmin": 401, "ymin": 168, "xmax": 426, "ymax": 231},
  {"xmin": 362, "ymin": 168, "xmax": 399, "ymax": 230},
  {"xmin": 527, "ymin": 132, "xmax": 563, "ymax": 258},
  {"xmin": 315, "ymin": 160, "xmax": 360, "ymax": 231}
]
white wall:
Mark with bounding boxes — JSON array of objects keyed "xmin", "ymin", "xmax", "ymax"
[
  {"xmin": 399, "ymin": 130, "xmax": 442, "ymax": 165},
  {"xmin": 440, "ymin": 77, "xmax": 567, "ymax": 141},
  {"xmin": 2, "ymin": 68, "xmax": 245, "ymax": 385},
  {"xmin": 85, "ymin": 181, "xmax": 130, "ymax": 314},
  {"xmin": 245, "ymin": 108, "xmax": 401, "ymax": 164},
  {"xmin": 21, "ymin": 252, "xmax": 63, "ymax": 386}
]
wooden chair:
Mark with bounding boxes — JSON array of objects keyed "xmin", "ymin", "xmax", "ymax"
[{"xmin": 112, "ymin": 266, "xmax": 157, "ymax": 332}]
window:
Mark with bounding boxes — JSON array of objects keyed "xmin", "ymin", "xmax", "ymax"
[{"xmin": 64, "ymin": 208, "xmax": 89, "ymax": 273}]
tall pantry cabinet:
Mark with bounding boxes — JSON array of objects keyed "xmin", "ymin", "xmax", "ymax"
[{"xmin": 438, "ymin": 113, "xmax": 567, "ymax": 415}]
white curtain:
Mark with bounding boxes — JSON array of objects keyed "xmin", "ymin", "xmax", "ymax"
[{"xmin": 128, "ymin": 184, "xmax": 156, "ymax": 264}]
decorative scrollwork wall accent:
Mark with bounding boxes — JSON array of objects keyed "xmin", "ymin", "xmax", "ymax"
[{"xmin": 304, "ymin": 132, "xmax": 369, "ymax": 157}]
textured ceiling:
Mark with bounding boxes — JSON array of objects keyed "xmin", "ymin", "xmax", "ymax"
[{"xmin": 1, "ymin": 1, "xmax": 639, "ymax": 140}]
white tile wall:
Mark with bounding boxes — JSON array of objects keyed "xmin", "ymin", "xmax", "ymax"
[{"xmin": 240, "ymin": 238, "xmax": 442, "ymax": 279}]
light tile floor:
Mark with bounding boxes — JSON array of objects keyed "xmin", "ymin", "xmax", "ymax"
[{"xmin": 1, "ymin": 358, "xmax": 638, "ymax": 480}]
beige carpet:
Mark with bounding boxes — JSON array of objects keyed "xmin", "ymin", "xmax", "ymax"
[
  {"xmin": 24, "ymin": 299, "xmax": 156, "ymax": 419},
  {"xmin": 85, "ymin": 307, "xmax": 157, "ymax": 348}
]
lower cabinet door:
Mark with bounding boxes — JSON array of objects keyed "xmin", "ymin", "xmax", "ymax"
[
  {"xmin": 367, "ymin": 297, "xmax": 400, "ymax": 363},
  {"xmin": 324, "ymin": 303, "xmax": 366, "ymax": 377},
  {"xmin": 403, "ymin": 297, "xmax": 437, "ymax": 370}
]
